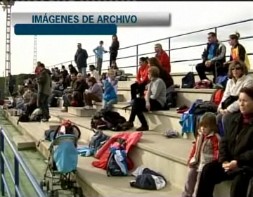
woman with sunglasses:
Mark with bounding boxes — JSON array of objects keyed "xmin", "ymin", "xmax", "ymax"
[{"xmin": 216, "ymin": 60, "xmax": 253, "ymax": 136}]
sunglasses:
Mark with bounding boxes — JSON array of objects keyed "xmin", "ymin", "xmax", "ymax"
[{"xmin": 231, "ymin": 67, "xmax": 242, "ymax": 70}]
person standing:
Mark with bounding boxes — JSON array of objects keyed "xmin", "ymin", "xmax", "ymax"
[
  {"xmin": 36, "ymin": 63, "xmax": 51, "ymax": 122},
  {"xmin": 8, "ymin": 72, "xmax": 16, "ymax": 96},
  {"xmin": 109, "ymin": 35, "xmax": 119, "ymax": 67},
  {"xmin": 75, "ymin": 43, "xmax": 88, "ymax": 77},
  {"xmin": 93, "ymin": 41, "xmax": 108, "ymax": 75}
]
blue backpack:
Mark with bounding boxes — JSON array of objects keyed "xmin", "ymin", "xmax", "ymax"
[{"xmin": 106, "ymin": 139, "xmax": 128, "ymax": 176}]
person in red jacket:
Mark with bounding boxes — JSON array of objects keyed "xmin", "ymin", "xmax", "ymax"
[
  {"xmin": 182, "ymin": 112, "xmax": 220, "ymax": 197},
  {"xmin": 155, "ymin": 43, "xmax": 171, "ymax": 74},
  {"xmin": 129, "ymin": 57, "xmax": 149, "ymax": 104}
]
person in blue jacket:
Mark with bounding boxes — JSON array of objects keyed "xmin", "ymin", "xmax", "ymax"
[{"xmin": 102, "ymin": 79, "xmax": 117, "ymax": 111}]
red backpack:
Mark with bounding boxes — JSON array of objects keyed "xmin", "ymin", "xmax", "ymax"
[{"xmin": 211, "ymin": 89, "xmax": 224, "ymax": 106}]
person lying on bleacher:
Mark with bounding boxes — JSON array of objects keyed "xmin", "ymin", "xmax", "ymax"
[
  {"xmin": 216, "ymin": 60, "xmax": 253, "ymax": 135},
  {"xmin": 121, "ymin": 66, "xmax": 166, "ymax": 131},
  {"xmin": 61, "ymin": 73, "xmax": 77, "ymax": 112},
  {"xmin": 83, "ymin": 77, "xmax": 103, "ymax": 109},
  {"xmin": 129, "ymin": 57, "xmax": 149, "ymax": 104},
  {"xmin": 196, "ymin": 86, "xmax": 253, "ymax": 197},
  {"xmin": 148, "ymin": 57, "xmax": 174, "ymax": 88},
  {"xmin": 224, "ymin": 32, "xmax": 251, "ymax": 70}
]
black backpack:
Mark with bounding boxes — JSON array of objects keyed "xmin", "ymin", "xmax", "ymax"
[
  {"xmin": 17, "ymin": 112, "xmax": 30, "ymax": 124},
  {"xmin": 89, "ymin": 129, "xmax": 109, "ymax": 154},
  {"xmin": 102, "ymin": 111, "xmax": 126, "ymax": 130},
  {"xmin": 182, "ymin": 72, "xmax": 195, "ymax": 88},
  {"xmin": 106, "ymin": 138, "xmax": 128, "ymax": 176},
  {"xmin": 164, "ymin": 85, "xmax": 177, "ymax": 109}
]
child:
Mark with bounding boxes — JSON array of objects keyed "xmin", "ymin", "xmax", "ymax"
[
  {"xmin": 182, "ymin": 112, "xmax": 220, "ymax": 197},
  {"xmin": 107, "ymin": 69, "xmax": 118, "ymax": 94},
  {"xmin": 102, "ymin": 79, "xmax": 117, "ymax": 111}
]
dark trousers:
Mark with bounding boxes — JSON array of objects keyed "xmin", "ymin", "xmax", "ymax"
[
  {"xmin": 9, "ymin": 86, "xmax": 14, "ymax": 96},
  {"xmin": 130, "ymin": 82, "xmax": 147, "ymax": 100},
  {"xmin": 129, "ymin": 98, "xmax": 162, "ymax": 127},
  {"xmin": 110, "ymin": 52, "xmax": 118, "ymax": 67},
  {"xmin": 38, "ymin": 93, "xmax": 49, "ymax": 119},
  {"xmin": 196, "ymin": 61, "xmax": 227, "ymax": 82},
  {"xmin": 196, "ymin": 160, "xmax": 252, "ymax": 197}
]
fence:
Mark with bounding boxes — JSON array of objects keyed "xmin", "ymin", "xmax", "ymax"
[
  {"xmin": 0, "ymin": 128, "xmax": 45, "ymax": 197},
  {"xmin": 48, "ymin": 18, "xmax": 253, "ymax": 75}
]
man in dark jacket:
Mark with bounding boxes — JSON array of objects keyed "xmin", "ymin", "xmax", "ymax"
[
  {"xmin": 36, "ymin": 63, "xmax": 51, "ymax": 122},
  {"xmin": 75, "ymin": 43, "xmax": 88, "ymax": 77},
  {"xmin": 196, "ymin": 32, "xmax": 226, "ymax": 83},
  {"xmin": 8, "ymin": 72, "xmax": 16, "ymax": 96}
]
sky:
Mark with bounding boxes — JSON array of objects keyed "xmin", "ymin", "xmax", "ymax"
[{"xmin": 0, "ymin": 1, "xmax": 253, "ymax": 76}]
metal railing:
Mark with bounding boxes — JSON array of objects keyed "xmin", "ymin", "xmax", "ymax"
[
  {"xmin": 48, "ymin": 18, "xmax": 253, "ymax": 75},
  {"xmin": 0, "ymin": 128, "xmax": 45, "ymax": 197}
]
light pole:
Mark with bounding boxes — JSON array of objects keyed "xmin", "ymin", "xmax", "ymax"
[{"xmin": 1, "ymin": 0, "xmax": 15, "ymax": 97}]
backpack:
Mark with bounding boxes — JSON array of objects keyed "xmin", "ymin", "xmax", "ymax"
[
  {"xmin": 89, "ymin": 129, "xmax": 109, "ymax": 154},
  {"xmin": 30, "ymin": 108, "xmax": 43, "ymax": 122},
  {"xmin": 106, "ymin": 138, "xmax": 128, "ymax": 176},
  {"xmin": 182, "ymin": 72, "xmax": 195, "ymax": 88},
  {"xmin": 102, "ymin": 111, "xmax": 126, "ymax": 130},
  {"xmin": 17, "ymin": 112, "xmax": 30, "ymax": 124},
  {"xmin": 164, "ymin": 85, "xmax": 177, "ymax": 109},
  {"xmin": 90, "ymin": 111, "xmax": 109, "ymax": 130},
  {"xmin": 211, "ymin": 89, "xmax": 224, "ymax": 106}
]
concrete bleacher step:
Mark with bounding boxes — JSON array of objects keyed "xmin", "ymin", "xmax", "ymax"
[
  {"xmin": 68, "ymin": 107, "xmax": 97, "ymax": 117},
  {"xmin": 3, "ymin": 110, "xmax": 183, "ymax": 197},
  {"xmin": 95, "ymin": 102, "xmax": 183, "ymax": 135},
  {"xmin": 12, "ymin": 135, "xmax": 36, "ymax": 150},
  {"xmin": 117, "ymin": 87, "xmax": 215, "ymax": 107},
  {"xmin": 49, "ymin": 108, "xmax": 230, "ymax": 197},
  {"xmin": 4, "ymin": 109, "xmax": 230, "ymax": 196}
]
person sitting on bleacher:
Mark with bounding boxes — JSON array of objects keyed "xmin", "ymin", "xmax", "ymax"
[
  {"xmin": 72, "ymin": 73, "xmax": 88, "ymax": 107},
  {"xmin": 68, "ymin": 64, "xmax": 78, "ymax": 75},
  {"xmin": 102, "ymin": 79, "xmax": 117, "ymax": 111},
  {"xmin": 224, "ymin": 32, "xmax": 251, "ymax": 70},
  {"xmin": 15, "ymin": 81, "xmax": 34, "ymax": 110},
  {"xmin": 89, "ymin": 64, "xmax": 100, "ymax": 83},
  {"xmin": 196, "ymin": 32, "xmax": 226, "ymax": 83},
  {"xmin": 196, "ymin": 86, "xmax": 253, "ymax": 197},
  {"xmin": 155, "ymin": 43, "xmax": 171, "ymax": 74},
  {"xmin": 216, "ymin": 60, "xmax": 253, "ymax": 135},
  {"xmin": 83, "ymin": 77, "xmax": 103, "ymax": 109},
  {"xmin": 107, "ymin": 69, "xmax": 118, "ymax": 94},
  {"xmin": 129, "ymin": 57, "xmax": 149, "ymax": 104},
  {"xmin": 121, "ymin": 66, "xmax": 166, "ymax": 131},
  {"xmin": 49, "ymin": 77, "xmax": 65, "ymax": 105},
  {"xmin": 148, "ymin": 57, "xmax": 174, "ymax": 88},
  {"xmin": 61, "ymin": 73, "xmax": 77, "ymax": 112}
]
